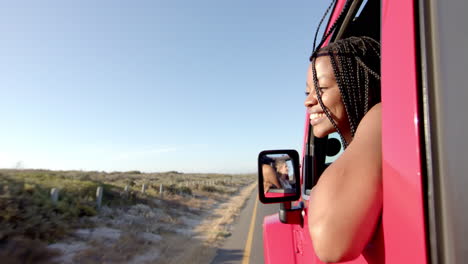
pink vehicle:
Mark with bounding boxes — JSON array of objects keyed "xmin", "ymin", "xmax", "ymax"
[{"xmin": 257, "ymin": 0, "xmax": 468, "ymax": 263}]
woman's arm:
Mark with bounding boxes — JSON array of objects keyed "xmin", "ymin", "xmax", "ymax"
[
  {"xmin": 308, "ymin": 103, "xmax": 382, "ymax": 263},
  {"xmin": 263, "ymin": 164, "xmax": 281, "ymax": 192}
]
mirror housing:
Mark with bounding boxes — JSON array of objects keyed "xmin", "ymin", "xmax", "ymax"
[{"xmin": 258, "ymin": 149, "xmax": 301, "ymax": 203}]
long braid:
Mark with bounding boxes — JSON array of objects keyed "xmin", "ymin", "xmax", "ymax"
[
  {"xmin": 364, "ymin": 69, "xmax": 370, "ymax": 114},
  {"xmin": 356, "ymin": 61, "xmax": 363, "ymax": 112},
  {"xmin": 311, "ymin": 0, "xmax": 354, "ymax": 56},
  {"xmin": 360, "ymin": 62, "xmax": 371, "ymax": 114},
  {"xmin": 310, "ymin": 36, "xmax": 381, "ymax": 147},
  {"xmin": 331, "ymin": 52, "xmax": 355, "ymax": 142},
  {"xmin": 312, "ymin": 0, "xmax": 336, "ymax": 50},
  {"xmin": 341, "ymin": 50, "xmax": 359, "ymax": 131},
  {"xmin": 312, "ymin": 56, "xmax": 349, "ymax": 148}
]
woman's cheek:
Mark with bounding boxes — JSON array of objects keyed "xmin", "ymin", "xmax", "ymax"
[{"xmin": 321, "ymin": 93, "xmax": 329, "ymax": 104}]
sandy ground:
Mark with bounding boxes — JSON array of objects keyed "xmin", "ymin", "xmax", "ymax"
[{"xmin": 47, "ymin": 183, "xmax": 257, "ymax": 264}]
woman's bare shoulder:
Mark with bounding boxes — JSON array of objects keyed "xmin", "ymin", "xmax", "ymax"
[
  {"xmin": 324, "ymin": 102, "xmax": 381, "ymax": 181},
  {"xmin": 312, "ymin": 102, "xmax": 382, "ymax": 203},
  {"xmin": 309, "ymin": 103, "xmax": 382, "ymax": 262},
  {"xmin": 342, "ymin": 102, "xmax": 382, "ymax": 171},
  {"xmin": 356, "ymin": 103, "xmax": 381, "ymax": 138}
]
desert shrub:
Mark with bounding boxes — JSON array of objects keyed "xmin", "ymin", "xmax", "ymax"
[
  {"xmin": 76, "ymin": 174, "xmax": 92, "ymax": 181},
  {"xmin": 76, "ymin": 203, "xmax": 97, "ymax": 217},
  {"xmin": 0, "ymin": 183, "xmax": 69, "ymax": 241},
  {"xmin": 164, "ymin": 184, "xmax": 178, "ymax": 195},
  {"xmin": 201, "ymin": 186, "xmax": 222, "ymax": 193},
  {"xmin": 164, "ymin": 184, "xmax": 192, "ymax": 196},
  {"xmin": 125, "ymin": 179, "xmax": 136, "ymax": 187},
  {"xmin": 164, "ymin": 171, "xmax": 181, "ymax": 174},
  {"xmin": 0, "ymin": 174, "xmax": 113, "ymax": 242},
  {"xmin": 0, "ymin": 237, "xmax": 60, "ymax": 264},
  {"xmin": 99, "ymin": 184, "xmax": 123, "ymax": 205},
  {"xmin": 178, "ymin": 186, "xmax": 192, "ymax": 196}
]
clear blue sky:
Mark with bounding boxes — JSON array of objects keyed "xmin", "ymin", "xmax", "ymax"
[{"xmin": 0, "ymin": 0, "xmax": 328, "ymax": 173}]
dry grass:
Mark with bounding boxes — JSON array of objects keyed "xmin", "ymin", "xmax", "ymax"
[
  {"xmin": 148, "ymin": 182, "xmax": 257, "ymax": 264},
  {"xmin": 195, "ymin": 182, "xmax": 257, "ymax": 244},
  {"xmin": 47, "ymin": 183, "xmax": 257, "ymax": 264},
  {"xmin": 70, "ymin": 231, "xmax": 158, "ymax": 264},
  {"xmin": 0, "ymin": 237, "xmax": 60, "ymax": 264},
  {"xmin": 156, "ymin": 234, "xmax": 218, "ymax": 264},
  {"xmin": 0, "ymin": 169, "xmax": 255, "ymax": 263}
]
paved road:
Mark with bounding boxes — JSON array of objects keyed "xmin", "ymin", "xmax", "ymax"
[{"xmin": 211, "ymin": 188, "xmax": 278, "ymax": 264}]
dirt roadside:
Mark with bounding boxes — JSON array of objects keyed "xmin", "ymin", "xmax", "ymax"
[{"xmin": 47, "ymin": 182, "xmax": 257, "ymax": 264}]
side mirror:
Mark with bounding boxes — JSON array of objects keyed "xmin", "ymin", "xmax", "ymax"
[{"xmin": 258, "ymin": 150, "xmax": 301, "ymax": 203}]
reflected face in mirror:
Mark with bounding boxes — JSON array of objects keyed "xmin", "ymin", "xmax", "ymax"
[
  {"xmin": 274, "ymin": 159, "xmax": 293, "ymax": 192},
  {"xmin": 275, "ymin": 161, "xmax": 289, "ymax": 180},
  {"xmin": 258, "ymin": 151, "xmax": 300, "ymax": 202},
  {"xmin": 304, "ymin": 57, "xmax": 351, "ymax": 142},
  {"xmin": 260, "ymin": 154, "xmax": 297, "ymax": 198}
]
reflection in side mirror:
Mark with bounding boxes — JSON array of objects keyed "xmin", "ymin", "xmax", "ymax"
[{"xmin": 258, "ymin": 150, "xmax": 300, "ymax": 203}]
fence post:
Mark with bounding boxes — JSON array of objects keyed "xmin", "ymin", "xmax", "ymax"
[
  {"xmin": 141, "ymin": 183, "xmax": 147, "ymax": 194},
  {"xmin": 50, "ymin": 188, "xmax": 59, "ymax": 204},
  {"xmin": 96, "ymin": 186, "xmax": 103, "ymax": 209},
  {"xmin": 159, "ymin": 184, "xmax": 163, "ymax": 197},
  {"xmin": 122, "ymin": 185, "xmax": 129, "ymax": 198}
]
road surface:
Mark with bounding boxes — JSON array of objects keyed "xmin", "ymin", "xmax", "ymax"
[{"xmin": 211, "ymin": 188, "xmax": 278, "ymax": 264}]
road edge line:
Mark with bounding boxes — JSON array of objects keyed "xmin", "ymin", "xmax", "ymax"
[{"xmin": 242, "ymin": 196, "xmax": 259, "ymax": 264}]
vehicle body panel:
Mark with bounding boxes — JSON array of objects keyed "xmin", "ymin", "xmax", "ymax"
[
  {"xmin": 381, "ymin": 0, "xmax": 428, "ymax": 262},
  {"xmin": 263, "ymin": 214, "xmax": 297, "ymax": 264}
]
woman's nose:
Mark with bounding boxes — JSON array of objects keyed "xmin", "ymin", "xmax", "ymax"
[{"xmin": 304, "ymin": 91, "xmax": 318, "ymax": 108}]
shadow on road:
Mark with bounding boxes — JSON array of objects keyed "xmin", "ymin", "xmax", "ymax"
[{"xmin": 210, "ymin": 249, "xmax": 244, "ymax": 264}]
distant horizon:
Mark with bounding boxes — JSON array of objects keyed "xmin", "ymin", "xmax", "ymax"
[{"xmin": 0, "ymin": 166, "xmax": 256, "ymax": 175}]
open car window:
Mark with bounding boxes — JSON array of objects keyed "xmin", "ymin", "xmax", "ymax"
[{"xmin": 303, "ymin": 0, "xmax": 381, "ymax": 197}]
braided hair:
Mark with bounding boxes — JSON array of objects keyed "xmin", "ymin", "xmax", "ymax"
[{"xmin": 310, "ymin": 36, "xmax": 381, "ymax": 148}]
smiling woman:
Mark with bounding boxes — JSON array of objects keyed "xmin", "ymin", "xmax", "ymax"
[
  {"xmin": 305, "ymin": 37, "xmax": 381, "ymax": 148},
  {"xmin": 305, "ymin": 57, "xmax": 351, "ymax": 142},
  {"xmin": 304, "ymin": 36, "xmax": 382, "ymax": 263}
]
